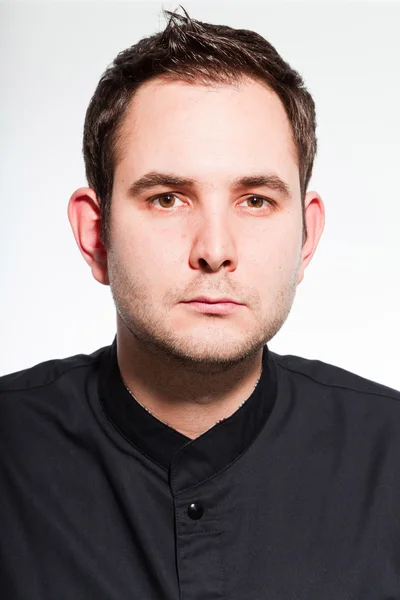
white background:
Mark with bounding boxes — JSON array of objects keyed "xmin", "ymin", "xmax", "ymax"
[{"xmin": 1, "ymin": 1, "xmax": 399, "ymax": 389}]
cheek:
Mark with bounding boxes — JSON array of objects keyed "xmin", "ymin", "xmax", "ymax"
[
  {"xmin": 114, "ymin": 225, "xmax": 184, "ymax": 289},
  {"xmin": 245, "ymin": 226, "xmax": 300, "ymax": 273}
]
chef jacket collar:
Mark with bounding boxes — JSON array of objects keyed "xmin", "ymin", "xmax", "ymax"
[{"xmin": 99, "ymin": 336, "xmax": 278, "ymax": 491}]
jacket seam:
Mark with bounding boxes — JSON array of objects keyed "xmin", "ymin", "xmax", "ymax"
[
  {"xmin": 0, "ymin": 360, "xmax": 99, "ymax": 395},
  {"xmin": 276, "ymin": 361, "xmax": 400, "ymax": 402}
]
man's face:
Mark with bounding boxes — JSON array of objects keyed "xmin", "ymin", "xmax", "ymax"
[{"xmin": 107, "ymin": 77, "xmax": 304, "ymax": 370}]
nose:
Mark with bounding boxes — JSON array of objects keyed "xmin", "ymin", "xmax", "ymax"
[{"xmin": 188, "ymin": 205, "xmax": 238, "ymax": 273}]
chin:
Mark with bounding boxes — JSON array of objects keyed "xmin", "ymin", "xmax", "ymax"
[{"xmin": 157, "ymin": 331, "xmax": 264, "ymax": 367}]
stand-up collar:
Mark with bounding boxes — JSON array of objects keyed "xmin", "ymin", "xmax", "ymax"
[{"xmin": 99, "ymin": 336, "xmax": 278, "ymax": 488}]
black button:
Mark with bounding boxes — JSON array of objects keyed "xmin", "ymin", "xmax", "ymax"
[{"xmin": 187, "ymin": 502, "xmax": 204, "ymax": 520}]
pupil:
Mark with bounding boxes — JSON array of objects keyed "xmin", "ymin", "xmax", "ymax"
[{"xmin": 161, "ymin": 195, "xmax": 173, "ymax": 206}]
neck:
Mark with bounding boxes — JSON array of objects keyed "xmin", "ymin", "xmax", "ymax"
[{"xmin": 116, "ymin": 325, "xmax": 264, "ymax": 440}]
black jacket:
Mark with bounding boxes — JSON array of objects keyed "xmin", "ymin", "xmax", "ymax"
[{"xmin": 1, "ymin": 336, "xmax": 400, "ymax": 599}]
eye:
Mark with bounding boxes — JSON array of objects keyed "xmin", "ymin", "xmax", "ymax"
[
  {"xmin": 148, "ymin": 193, "xmax": 184, "ymax": 209},
  {"xmin": 241, "ymin": 195, "xmax": 274, "ymax": 209}
]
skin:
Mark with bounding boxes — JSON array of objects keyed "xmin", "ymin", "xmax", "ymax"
[{"xmin": 68, "ymin": 76, "xmax": 325, "ymax": 439}]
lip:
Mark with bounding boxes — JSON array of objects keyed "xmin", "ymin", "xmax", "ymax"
[
  {"xmin": 181, "ymin": 297, "xmax": 243, "ymax": 315},
  {"xmin": 183, "ymin": 296, "xmax": 242, "ymax": 304}
]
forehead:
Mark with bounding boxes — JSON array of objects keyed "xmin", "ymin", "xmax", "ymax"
[{"xmin": 115, "ymin": 77, "xmax": 299, "ymax": 192}]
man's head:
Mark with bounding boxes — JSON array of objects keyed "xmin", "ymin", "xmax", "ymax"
[{"xmin": 68, "ymin": 7, "xmax": 324, "ymax": 372}]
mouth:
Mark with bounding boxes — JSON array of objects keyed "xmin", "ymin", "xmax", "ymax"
[
  {"xmin": 184, "ymin": 296, "xmax": 242, "ymax": 304},
  {"xmin": 181, "ymin": 297, "xmax": 243, "ymax": 315}
]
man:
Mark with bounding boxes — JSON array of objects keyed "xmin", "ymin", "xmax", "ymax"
[{"xmin": 1, "ymin": 6, "xmax": 400, "ymax": 599}]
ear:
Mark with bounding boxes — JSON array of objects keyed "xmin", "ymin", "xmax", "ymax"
[
  {"xmin": 297, "ymin": 190, "xmax": 325, "ymax": 285},
  {"xmin": 67, "ymin": 187, "xmax": 110, "ymax": 285}
]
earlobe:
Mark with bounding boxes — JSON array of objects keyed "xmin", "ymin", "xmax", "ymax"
[{"xmin": 67, "ymin": 187, "xmax": 110, "ymax": 286}]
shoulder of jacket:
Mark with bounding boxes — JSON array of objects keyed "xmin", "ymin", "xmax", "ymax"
[
  {"xmin": 0, "ymin": 344, "xmax": 109, "ymax": 397},
  {"xmin": 270, "ymin": 351, "xmax": 400, "ymax": 402}
]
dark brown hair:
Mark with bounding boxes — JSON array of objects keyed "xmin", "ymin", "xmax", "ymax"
[{"xmin": 83, "ymin": 6, "xmax": 317, "ymax": 249}]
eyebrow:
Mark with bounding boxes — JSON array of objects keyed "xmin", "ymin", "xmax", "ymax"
[{"xmin": 126, "ymin": 171, "xmax": 292, "ymax": 200}]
